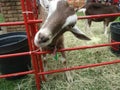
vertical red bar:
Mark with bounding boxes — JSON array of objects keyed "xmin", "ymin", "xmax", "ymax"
[
  {"xmin": 26, "ymin": 0, "xmax": 46, "ymax": 81},
  {"xmin": 20, "ymin": 0, "xmax": 41, "ymax": 90}
]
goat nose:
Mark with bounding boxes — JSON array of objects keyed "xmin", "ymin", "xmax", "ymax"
[
  {"xmin": 39, "ymin": 33, "xmax": 49, "ymax": 43},
  {"xmin": 40, "ymin": 36, "xmax": 50, "ymax": 43}
]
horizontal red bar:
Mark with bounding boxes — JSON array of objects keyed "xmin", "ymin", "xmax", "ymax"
[
  {"xmin": 0, "ymin": 42, "xmax": 120, "ymax": 59},
  {"xmin": 35, "ymin": 42, "xmax": 120, "ymax": 55},
  {"xmin": 38, "ymin": 59, "xmax": 120, "ymax": 75},
  {"xmin": 0, "ymin": 19, "xmax": 42, "ymax": 26},
  {"xmin": 78, "ymin": 13, "xmax": 120, "ymax": 19},
  {"xmin": 0, "ymin": 13, "xmax": 120, "ymax": 26},
  {"xmin": 0, "ymin": 52, "xmax": 30, "ymax": 59},
  {"xmin": 0, "ymin": 70, "xmax": 34, "ymax": 78},
  {"xmin": 0, "ymin": 21, "xmax": 24, "ymax": 26}
]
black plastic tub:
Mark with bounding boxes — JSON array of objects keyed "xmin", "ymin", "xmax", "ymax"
[
  {"xmin": 110, "ymin": 22, "xmax": 120, "ymax": 56},
  {"xmin": 0, "ymin": 32, "xmax": 31, "ymax": 80}
]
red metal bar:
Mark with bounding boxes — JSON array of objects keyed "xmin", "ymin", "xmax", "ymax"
[
  {"xmin": 58, "ymin": 42, "xmax": 120, "ymax": 53},
  {"xmin": 28, "ymin": 19, "xmax": 42, "ymax": 24},
  {"xmin": 20, "ymin": 0, "xmax": 41, "ymax": 89},
  {"xmin": 35, "ymin": 42, "xmax": 120, "ymax": 55},
  {"xmin": 37, "ymin": 55, "xmax": 47, "ymax": 81},
  {"xmin": 0, "ymin": 42, "xmax": 120, "ymax": 59},
  {"xmin": 26, "ymin": 0, "xmax": 46, "ymax": 82},
  {"xmin": 38, "ymin": 59, "xmax": 120, "ymax": 75},
  {"xmin": 0, "ymin": 21, "xmax": 24, "ymax": 26},
  {"xmin": 0, "ymin": 19, "xmax": 42, "ymax": 26},
  {"xmin": 78, "ymin": 13, "xmax": 120, "ymax": 19},
  {"xmin": 0, "ymin": 52, "xmax": 30, "ymax": 59},
  {"xmin": 0, "ymin": 70, "xmax": 34, "ymax": 78},
  {"xmin": 0, "ymin": 13, "xmax": 120, "ymax": 26}
]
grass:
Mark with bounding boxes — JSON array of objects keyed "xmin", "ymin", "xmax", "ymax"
[{"xmin": 0, "ymin": 17, "xmax": 120, "ymax": 90}]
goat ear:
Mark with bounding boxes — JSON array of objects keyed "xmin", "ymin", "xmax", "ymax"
[
  {"xmin": 70, "ymin": 26, "xmax": 91, "ymax": 40},
  {"xmin": 38, "ymin": 0, "xmax": 50, "ymax": 11}
]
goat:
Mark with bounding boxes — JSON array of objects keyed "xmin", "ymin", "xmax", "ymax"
[
  {"xmin": 34, "ymin": 0, "xmax": 90, "ymax": 82},
  {"xmin": 84, "ymin": 3, "xmax": 120, "ymax": 35}
]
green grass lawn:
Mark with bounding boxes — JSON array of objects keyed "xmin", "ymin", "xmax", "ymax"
[{"xmin": 0, "ymin": 15, "xmax": 120, "ymax": 90}]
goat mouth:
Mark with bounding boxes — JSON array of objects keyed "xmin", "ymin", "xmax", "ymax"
[{"xmin": 39, "ymin": 38, "xmax": 53, "ymax": 48}]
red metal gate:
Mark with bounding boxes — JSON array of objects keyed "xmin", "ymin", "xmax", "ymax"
[{"xmin": 0, "ymin": 0, "xmax": 120, "ymax": 90}]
